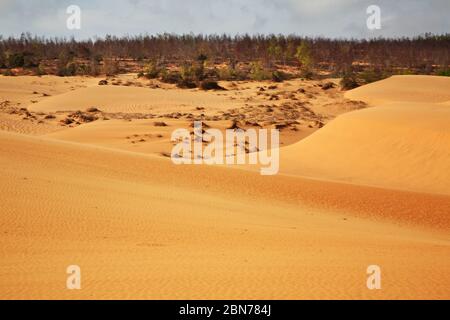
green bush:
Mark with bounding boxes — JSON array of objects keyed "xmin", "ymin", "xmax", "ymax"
[
  {"xmin": 23, "ymin": 52, "xmax": 39, "ymax": 68},
  {"xmin": 193, "ymin": 62, "xmax": 205, "ymax": 81},
  {"xmin": 143, "ymin": 61, "xmax": 161, "ymax": 79},
  {"xmin": 272, "ymin": 70, "xmax": 290, "ymax": 82},
  {"xmin": 57, "ymin": 62, "xmax": 78, "ymax": 77},
  {"xmin": 181, "ymin": 64, "xmax": 194, "ymax": 80},
  {"xmin": 295, "ymin": 42, "xmax": 313, "ymax": 70},
  {"xmin": 218, "ymin": 65, "xmax": 235, "ymax": 81},
  {"xmin": 218, "ymin": 65, "xmax": 247, "ymax": 81},
  {"xmin": 35, "ymin": 63, "xmax": 47, "ymax": 76},
  {"xmin": 160, "ymin": 68, "xmax": 196, "ymax": 88},
  {"xmin": 437, "ymin": 69, "xmax": 450, "ymax": 77},
  {"xmin": 0, "ymin": 53, "xmax": 5, "ymax": 68},
  {"xmin": 249, "ymin": 61, "xmax": 271, "ymax": 81},
  {"xmin": 7, "ymin": 52, "xmax": 25, "ymax": 68},
  {"xmin": 160, "ymin": 70, "xmax": 182, "ymax": 84},
  {"xmin": 396, "ymin": 69, "xmax": 416, "ymax": 75},
  {"xmin": 177, "ymin": 63, "xmax": 199, "ymax": 88},
  {"xmin": 340, "ymin": 72, "xmax": 359, "ymax": 90},
  {"xmin": 359, "ymin": 69, "xmax": 388, "ymax": 84},
  {"xmin": 299, "ymin": 68, "xmax": 314, "ymax": 80}
]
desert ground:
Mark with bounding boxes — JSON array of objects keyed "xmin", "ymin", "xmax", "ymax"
[{"xmin": 0, "ymin": 74, "xmax": 449, "ymax": 299}]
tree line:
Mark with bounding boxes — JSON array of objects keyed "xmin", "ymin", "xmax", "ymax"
[{"xmin": 1, "ymin": 33, "xmax": 449, "ymax": 81}]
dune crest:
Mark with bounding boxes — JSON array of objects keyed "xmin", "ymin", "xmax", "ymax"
[
  {"xmin": 277, "ymin": 76, "xmax": 450, "ymax": 195},
  {"xmin": 28, "ymin": 85, "xmax": 239, "ymax": 114},
  {"xmin": 345, "ymin": 75, "xmax": 450, "ymax": 105},
  {"xmin": 281, "ymin": 103, "xmax": 450, "ymax": 195}
]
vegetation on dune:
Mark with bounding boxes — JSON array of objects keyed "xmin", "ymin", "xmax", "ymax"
[
  {"xmin": 340, "ymin": 71, "xmax": 360, "ymax": 90},
  {"xmin": 436, "ymin": 69, "xmax": 450, "ymax": 77},
  {"xmin": 295, "ymin": 41, "xmax": 314, "ymax": 79}
]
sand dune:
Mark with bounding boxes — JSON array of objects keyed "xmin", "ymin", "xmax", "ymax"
[
  {"xmin": 45, "ymin": 118, "xmax": 192, "ymax": 156},
  {"xmin": 0, "ymin": 131, "xmax": 449, "ymax": 299},
  {"xmin": 345, "ymin": 75, "xmax": 450, "ymax": 105},
  {"xmin": 0, "ymin": 75, "xmax": 97, "ymax": 106},
  {"xmin": 28, "ymin": 85, "xmax": 238, "ymax": 115},
  {"xmin": 275, "ymin": 76, "xmax": 450, "ymax": 195},
  {"xmin": 280, "ymin": 102, "xmax": 450, "ymax": 195}
]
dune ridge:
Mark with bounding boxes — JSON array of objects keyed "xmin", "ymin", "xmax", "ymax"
[
  {"xmin": 280, "ymin": 102, "xmax": 450, "ymax": 195},
  {"xmin": 28, "ymin": 85, "xmax": 239, "ymax": 115},
  {"xmin": 268, "ymin": 76, "xmax": 450, "ymax": 196},
  {"xmin": 345, "ymin": 75, "xmax": 450, "ymax": 105}
]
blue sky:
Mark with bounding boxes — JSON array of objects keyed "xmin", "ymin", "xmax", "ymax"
[{"xmin": 0, "ymin": 0, "xmax": 449, "ymax": 39}]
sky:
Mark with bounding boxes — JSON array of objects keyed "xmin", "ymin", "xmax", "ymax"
[{"xmin": 0, "ymin": 0, "xmax": 449, "ymax": 39}]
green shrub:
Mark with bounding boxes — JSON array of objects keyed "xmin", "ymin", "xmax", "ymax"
[
  {"xmin": 76, "ymin": 64, "xmax": 92, "ymax": 76},
  {"xmin": 143, "ymin": 61, "xmax": 161, "ymax": 79},
  {"xmin": 359, "ymin": 69, "xmax": 388, "ymax": 84},
  {"xmin": 35, "ymin": 63, "xmax": 47, "ymax": 76},
  {"xmin": 396, "ymin": 69, "xmax": 416, "ymax": 75},
  {"xmin": 295, "ymin": 42, "xmax": 313, "ymax": 70},
  {"xmin": 0, "ymin": 53, "xmax": 6, "ymax": 68},
  {"xmin": 160, "ymin": 70, "xmax": 182, "ymax": 84},
  {"xmin": 299, "ymin": 68, "xmax": 314, "ymax": 80},
  {"xmin": 7, "ymin": 52, "xmax": 25, "ymax": 68},
  {"xmin": 23, "ymin": 52, "xmax": 39, "ymax": 68},
  {"xmin": 218, "ymin": 64, "xmax": 247, "ymax": 81},
  {"xmin": 57, "ymin": 62, "xmax": 78, "ymax": 77},
  {"xmin": 218, "ymin": 65, "xmax": 235, "ymax": 81},
  {"xmin": 295, "ymin": 41, "xmax": 315, "ymax": 79},
  {"xmin": 193, "ymin": 62, "xmax": 205, "ymax": 81},
  {"xmin": 272, "ymin": 70, "xmax": 290, "ymax": 82},
  {"xmin": 249, "ymin": 61, "xmax": 271, "ymax": 81},
  {"xmin": 437, "ymin": 69, "xmax": 450, "ymax": 77},
  {"xmin": 340, "ymin": 72, "xmax": 359, "ymax": 90},
  {"xmin": 177, "ymin": 63, "xmax": 199, "ymax": 88}
]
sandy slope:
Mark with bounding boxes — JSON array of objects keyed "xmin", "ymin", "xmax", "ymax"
[
  {"xmin": 280, "ymin": 102, "xmax": 450, "ymax": 195},
  {"xmin": 272, "ymin": 76, "xmax": 450, "ymax": 195},
  {"xmin": 0, "ymin": 75, "xmax": 98, "ymax": 106},
  {"xmin": 28, "ymin": 85, "xmax": 239, "ymax": 114},
  {"xmin": 0, "ymin": 131, "xmax": 449, "ymax": 300},
  {"xmin": 345, "ymin": 75, "xmax": 450, "ymax": 105}
]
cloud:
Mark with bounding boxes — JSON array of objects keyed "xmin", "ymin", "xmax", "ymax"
[{"xmin": 0, "ymin": 0, "xmax": 448, "ymax": 39}]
